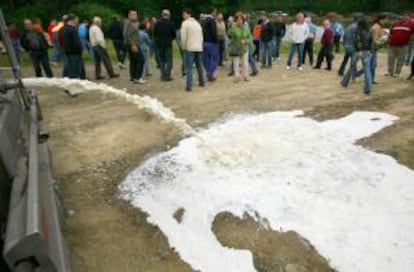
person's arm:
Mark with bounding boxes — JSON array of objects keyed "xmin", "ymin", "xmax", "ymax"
[{"xmin": 180, "ymin": 23, "xmax": 187, "ymax": 50}]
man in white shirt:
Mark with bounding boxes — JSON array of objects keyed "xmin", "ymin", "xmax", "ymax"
[
  {"xmin": 286, "ymin": 12, "xmax": 309, "ymax": 70},
  {"xmin": 89, "ymin": 16, "xmax": 119, "ymax": 80},
  {"xmin": 180, "ymin": 9, "xmax": 205, "ymax": 91}
]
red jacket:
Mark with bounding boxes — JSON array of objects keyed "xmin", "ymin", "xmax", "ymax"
[
  {"xmin": 388, "ymin": 20, "xmax": 413, "ymax": 47},
  {"xmin": 321, "ymin": 27, "xmax": 334, "ymax": 45},
  {"xmin": 47, "ymin": 24, "xmax": 55, "ymax": 42}
]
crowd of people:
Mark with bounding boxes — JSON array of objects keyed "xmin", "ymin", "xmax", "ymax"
[{"xmin": 4, "ymin": 8, "xmax": 414, "ymax": 97}]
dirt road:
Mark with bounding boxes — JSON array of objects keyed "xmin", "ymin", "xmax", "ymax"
[{"xmin": 30, "ymin": 53, "xmax": 413, "ymax": 272}]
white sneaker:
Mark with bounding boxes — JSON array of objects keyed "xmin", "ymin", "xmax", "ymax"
[
  {"xmin": 138, "ymin": 78, "xmax": 146, "ymax": 84},
  {"xmin": 298, "ymin": 66, "xmax": 303, "ymax": 71},
  {"xmin": 118, "ymin": 62, "xmax": 125, "ymax": 69},
  {"xmin": 286, "ymin": 66, "xmax": 291, "ymax": 70}
]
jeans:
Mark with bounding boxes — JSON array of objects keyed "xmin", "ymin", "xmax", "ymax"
[
  {"xmin": 261, "ymin": 40, "xmax": 273, "ymax": 67},
  {"xmin": 80, "ymin": 38, "xmax": 94, "ymax": 60},
  {"xmin": 67, "ymin": 54, "xmax": 86, "ymax": 79},
  {"xmin": 405, "ymin": 39, "xmax": 414, "ymax": 65},
  {"xmin": 112, "ymin": 40, "xmax": 127, "ymax": 64},
  {"xmin": 388, "ymin": 45, "xmax": 408, "ymax": 76},
  {"xmin": 302, "ymin": 38, "xmax": 314, "ymax": 65},
  {"xmin": 92, "ymin": 45, "xmax": 116, "ymax": 78},
  {"xmin": 287, "ymin": 43, "xmax": 304, "ymax": 67},
  {"xmin": 338, "ymin": 45, "xmax": 354, "ymax": 75},
  {"xmin": 61, "ymin": 52, "xmax": 69, "ymax": 77},
  {"xmin": 29, "ymin": 51, "xmax": 53, "ymax": 78},
  {"xmin": 315, "ymin": 44, "xmax": 333, "ymax": 69},
  {"xmin": 142, "ymin": 49, "xmax": 151, "ymax": 76},
  {"xmin": 273, "ymin": 36, "xmax": 283, "ymax": 59},
  {"xmin": 51, "ymin": 40, "xmax": 60, "ymax": 62},
  {"xmin": 128, "ymin": 47, "xmax": 144, "ymax": 81},
  {"xmin": 370, "ymin": 51, "xmax": 378, "ymax": 82},
  {"xmin": 342, "ymin": 51, "xmax": 372, "ymax": 94},
  {"xmin": 184, "ymin": 51, "xmax": 204, "ymax": 89},
  {"xmin": 158, "ymin": 46, "xmax": 173, "ymax": 80},
  {"xmin": 203, "ymin": 42, "xmax": 219, "ymax": 79},
  {"xmin": 334, "ymin": 35, "xmax": 341, "ymax": 53},
  {"xmin": 248, "ymin": 45, "xmax": 258, "ymax": 73}
]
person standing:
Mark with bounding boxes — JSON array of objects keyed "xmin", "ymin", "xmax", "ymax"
[
  {"xmin": 286, "ymin": 12, "xmax": 309, "ymax": 70},
  {"xmin": 108, "ymin": 16, "xmax": 127, "ymax": 69},
  {"xmin": 180, "ymin": 9, "xmax": 204, "ymax": 91},
  {"xmin": 124, "ymin": 9, "xmax": 145, "ymax": 84},
  {"xmin": 51, "ymin": 18, "xmax": 65, "ymax": 65},
  {"xmin": 216, "ymin": 13, "xmax": 227, "ymax": 66},
  {"xmin": 338, "ymin": 14, "xmax": 361, "ymax": 76},
  {"xmin": 153, "ymin": 9, "xmax": 176, "ymax": 81},
  {"xmin": 89, "ymin": 17, "xmax": 119, "ymax": 80},
  {"xmin": 228, "ymin": 12, "xmax": 252, "ymax": 83},
  {"xmin": 387, "ymin": 14, "xmax": 413, "ymax": 77},
  {"xmin": 252, "ymin": 19, "xmax": 262, "ymax": 61},
  {"xmin": 371, "ymin": 14, "xmax": 387, "ymax": 83},
  {"xmin": 202, "ymin": 8, "xmax": 219, "ymax": 81},
  {"xmin": 273, "ymin": 15, "xmax": 286, "ymax": 61},
  {"xmin": 314, "ymin": 19, "xmax": 334, "ymax": 70},
  {"xmin": 78, "ymin": 20, "xmax": 94, "ymax": 60},
  {"xmin": 176, "ymin": 28, "xmax": 186, "ymax": 77},
  {"xmin": 333, "ymin": 19, "xmax": 344, "ymax": 53},
  {"xmin": 138, "ymin": 24, "xmax": 152, "ymax": 77},
  {"xmin": 260, "ymin": 13, "xmax": 274, "ymax": 68},
  {"xmin": 302, "ymin": 16, "xmax": 317, "ymax": 66},
  {"xmin": 20, "ymin": 19, "xmax": 53, "ymax": 78},
  {"xmin": 8, "ymin": 24, "xmax": 21, "ymax": 63},
  {"xmin": 341, "ymin": 17, "xmax": 374, "ymax": 99}
]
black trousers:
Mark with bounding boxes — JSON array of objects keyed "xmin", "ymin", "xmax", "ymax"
[
  {"xmin": 302, "ymin": 38, "xmax": 314, "ymax": 65},
  {"xmin": 93, "ymin": 45, "xmax": 116, "ymax": 79},
  {"xmin": 338, "ymin": 50, "xmax": 353, "ymax": 75},
  {"xmin": 218, "ymin": 39, "xmax": 226, "ymax": 65},
  {"xmin": 315, "ymin": 44, "xmax": 333, "ymax": 69},
  {"xmin": 334, "ymin": 35, "xmax": 341, "ymax": 53},
  {"xmin": 30, "ymin": 51, "xmax": 53, "ymax": 77},
  {"xmin": 253, "ymin": 39, "xmax": 260, "ymax": 61},
  {"xmin": 113, "ymin": 40, "xmax": 127, "ymax": 64},
  {"xmin": 67, "ymin": 54, "xmax": 86, "ymax": 79},
  {"xmin": 128, "ymin": 47, "xmax": 144, "ymax": 81}
]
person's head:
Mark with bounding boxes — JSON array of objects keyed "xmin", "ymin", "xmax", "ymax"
[
  {"xmin": 66, "ymin": 14, "xmax": 78, "ymax": 27},
  {"xmin": 217, "ymin": 12, "xmax": 223, "ymax": 22},
  {"xmin": 182, "ymin": 9, "xmax": 193, "ymax": 20},
  {"xmin": 296, "ymin": 12, "xmax": 305, "ymax": 23},
  {"xmin": 33, "ymin": 17, "xmax": 41, "ymax": 25},
  {"xmin": 62, "ymin": 14, "xmax": 69, "ymax": 23},
  {"xmin": 206, "ymin": 8, "xmax": 216, "ymax": 17},
  {"xmin": 128, "ymin": 10, "xmax": 138, "ymax": 22},
  {"xmin": 374, "ymin": 13, "xmax": 387, "ymax": 26},
  {"xmin": 92, "ymin": 16, "xmax": 101, "ymax": 27},
  {"xmin": 352, "ymin": 12, "xmax": 364, "ymax": 23},
  {"xmin": 277, "ymin": 15, "xmax": 283, "ymax": 22},
  {"xmin": 161, "ymin": 9, "xmax": 171, "ymax": 19},
  {"xmin": 323, "ymin": 19, "xmax": 331, "ymax": 29},
  {"xmin": 235, "ymin": 12, "xmax": 245, "ymax": 26},
  {"xmin": 260, "ymin": 13, "xmax": 268, "ymax": 22},
  {"xmin": 23, "ymin": 19, "xmax": 33, "ymax": 31},
  {"xmin": 50, "ymin": 19, "xmax": 57, "ymax": 25}
]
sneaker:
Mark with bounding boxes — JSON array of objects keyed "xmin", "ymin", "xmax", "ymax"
[
  {"xmin": 96, "ymin": 76, "xmax": 105, "ymax": 80},
  {"xmin": 286, "ymin": 66, "xmax": 291, "ymax": 70},
  {"xmin": 298, "ymin": 66, "xmax": 303, "ymax": 71},
  {"xmin": 185, "ymin": 87, "xmax": 192, "ymax": 92},
  {"xmin": 118, "ymin": 62, "xmax": 125, "ymax": 69},
  {"xmin": 110, "ymin": 74, "xmax": 120, "ymax": 78},
  {"xmin": 133, "ymin": 78, "xmax": 146, "ymax": 84},
  {"xmin": 251, "ymin": 71, "xmax": 258, "ymax": 76}
]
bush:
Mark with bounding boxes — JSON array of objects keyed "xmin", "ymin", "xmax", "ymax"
[{"xmin": 68, "ymin": 3, "xmax": 121, "ymax": 32}]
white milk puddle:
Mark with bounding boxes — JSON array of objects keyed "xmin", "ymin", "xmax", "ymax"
[{"xmin": 120, "ymin": 111, "xmax": 414, "ymax": 272}]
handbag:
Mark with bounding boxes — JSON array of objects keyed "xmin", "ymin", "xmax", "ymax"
[{"xmin": 229, "ymin": 41, "xmax": 243, "ymax": 57}]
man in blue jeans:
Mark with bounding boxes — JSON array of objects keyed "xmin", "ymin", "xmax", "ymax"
[
  {"xmin": 273, "ymin": 15, "xmax": 286, "ymax": 60},
  {"xmin": 260, "ymin": 13, "xmax": 275, "ymax": 68},
  {"xmin": 181, "ymin": 9, "xmax": 205, "ymax": 91},
  {"xmin": 202, "ymin": 8, "xmax": 219, "ymax": 81}
]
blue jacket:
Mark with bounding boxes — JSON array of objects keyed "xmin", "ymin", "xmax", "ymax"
[
  {"xmin": 333, "ymin": 22, "xmax": 344, "ymax": 36},
  {"xmin": 343, "ymin": 23, "xmax": 357, "ymax": 49},
  {"xmin": 78, "ymin": 23, "xmax": 88, "ymax": 40},
  {"xmin": 138, "ymin": 30, "xmax": 151, "ymax": 52}
]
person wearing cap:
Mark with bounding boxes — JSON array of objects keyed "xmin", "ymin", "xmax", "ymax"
[
  {"xmin": 153, "ymin": 9, "xmax": 176, "ymax": 81},
  {"xmin": 89, "ymin": 16, "xmax": 119, "ymax": 80},
  {"xmin": 387, "ymin": 14, "xmax": 413, "ymax": 77}
]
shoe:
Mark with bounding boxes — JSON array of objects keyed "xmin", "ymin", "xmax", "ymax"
[
  {"xmin": 110, "ymin": 74, "xmax": 120, "ymax": 78},
  {"xmin": 185, "ymin": 87, "xmax": 192, "ymax": 92},
  {"xmin": 208, "ymin": 77, "xmax": 216, "ymax": 82},
  {"xmin": 199, "ymin": 83, "xmax": 205, "ymax": 87},
  {"xmin": 227, "ymin": 72, "xmax": 234, "ymax": 77},
  {"xmin": 133, "ymin": 78, "xmax": 146, "ymax": 84},
  {"xmin": 324, "ymin": 67, "xmax": 331, "ymax": 71},
  {"xmin": 63, "ymin": 89, "xmax": 78, "ymax": 98},
  {"xmin": 372, "ymin": 81, "xmax": 378, "ymax": 84},
  {"xmin": 243, "ymin": 77, "xmax": 250, "ymax": 82},
  {"xmin": 407, "ymin": 74, "xmax": 413, "ymax": 80},
  {"xmin": 117, "ymin": 62, "xmax": 125, "ymax": 69},
  {"xmin": 286, "ymin": 66, "xmax": 291, "ymax": 70},
  {"xmin": 96, "ymin": 76, "xmax": 105, "ymax": 80},
  {"xmin": 298, "ymin": 66, "xmax": 303, "ymax": 71},
  {"xmin": 338, "ymin": 72, "xmax": 344, "ymax": 76},
  {"xmin": 313, "ymin": 66, "xmax": 320, "ymax": 69},
  {"xmin": 251, "ymin": 71, "xmax": 258, "ymax": 76},
  {"xmin": 165, "ymin": 77, "xmax": 174, "ymax": 81}
]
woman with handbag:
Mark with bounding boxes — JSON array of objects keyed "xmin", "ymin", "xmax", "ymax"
[{"xmin": 228, "ymin": 12, "xmax": 252, "ymax": 83}]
